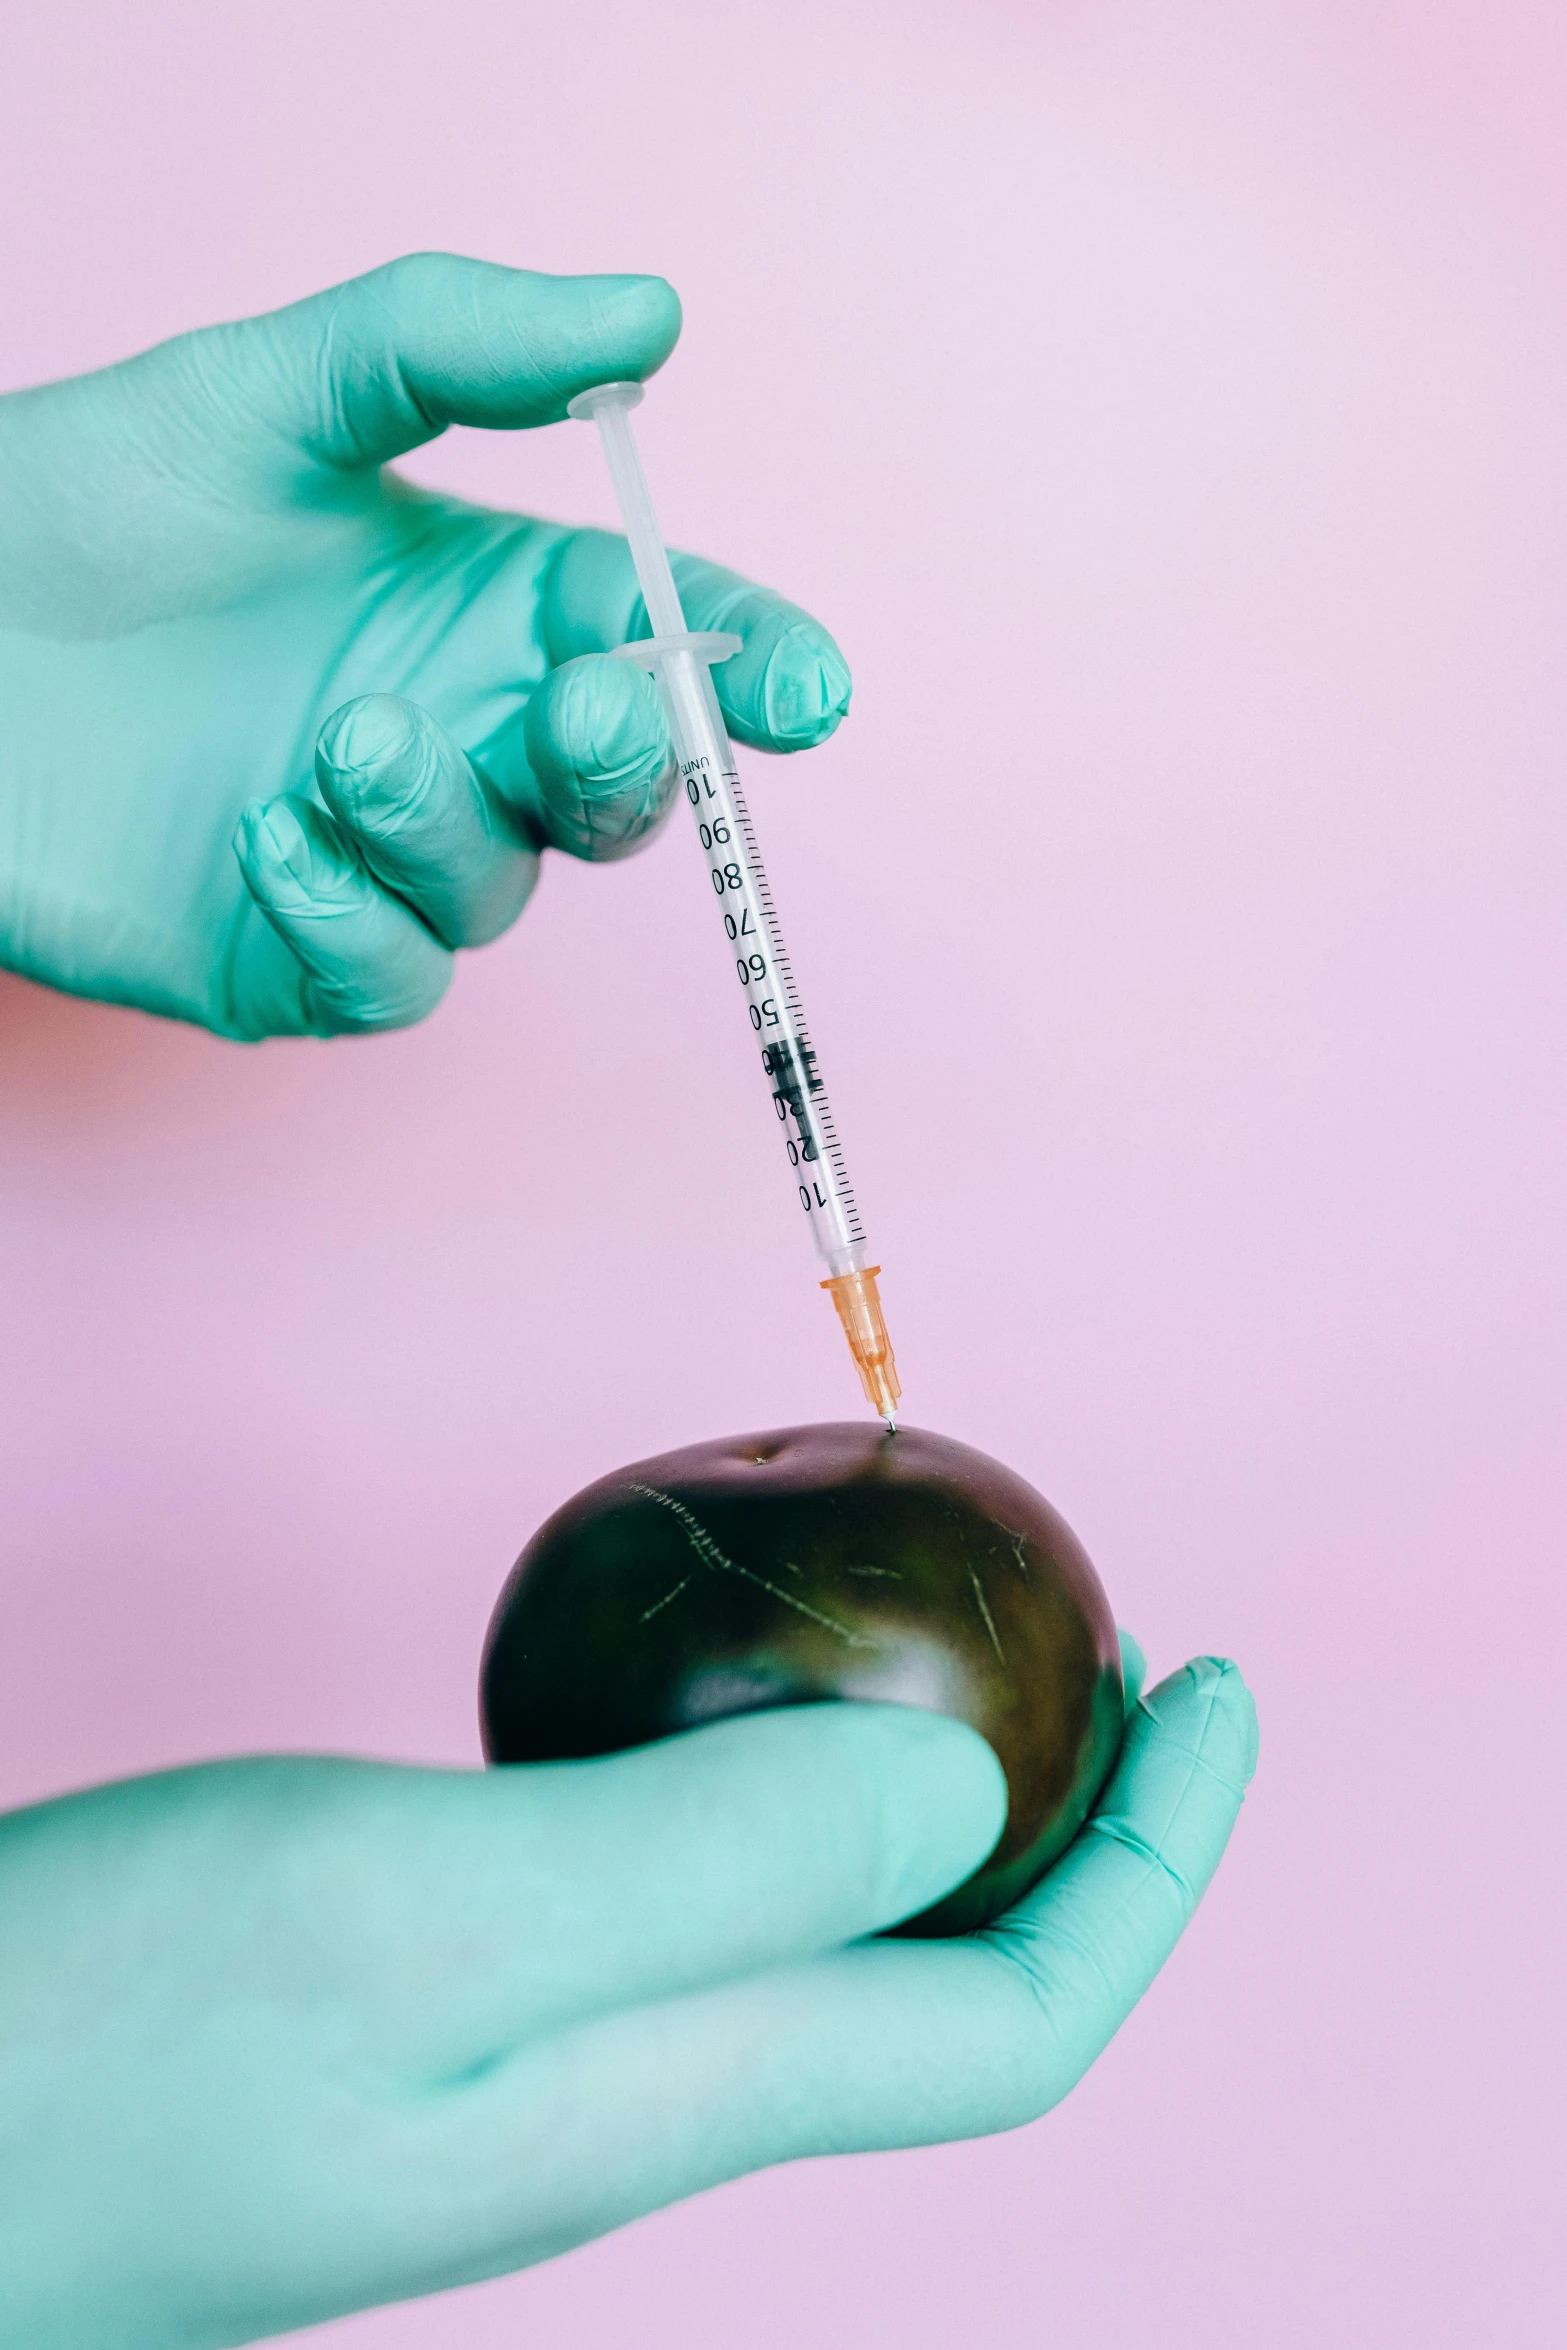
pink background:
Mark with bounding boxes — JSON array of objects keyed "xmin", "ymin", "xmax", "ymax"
[{"xmin": 2, "ymin": 3, "xmax": 1563, "ymax": 2342}]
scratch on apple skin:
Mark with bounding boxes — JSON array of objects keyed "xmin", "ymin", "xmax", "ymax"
[
  {"xmin": 847, "ymin": 1563, "xmax": 904, "ymax": 1579},
  {"xmin": 639, "ymin": 1575, "xmax": 693, "ymax": 1624},
  {"xmin": 632, "ymin": 1486, "xmax": 876, "ymax": 1649},
  {"xmin": 969, "ymin": 1569, "xmax": 1006, "ymax": 1665}
]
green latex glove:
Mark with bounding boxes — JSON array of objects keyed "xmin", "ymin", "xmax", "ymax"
[
  {"xmin": 0, "ymin": 254, "xmax": 852, "ymax": 1036},
  {"xmin": 0, "ymin": 1648, "xmax": 1256, "ymax": 2347}
]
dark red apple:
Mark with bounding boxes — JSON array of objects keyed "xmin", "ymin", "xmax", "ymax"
[{"xmin": 480, "ymin": 1422, "xmax": 1123, "ymax": 1935}]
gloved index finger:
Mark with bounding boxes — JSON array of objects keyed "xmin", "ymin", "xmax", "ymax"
[{"xmin": 541, "ymin": 529, "xmax": 853, "ymax": 755}]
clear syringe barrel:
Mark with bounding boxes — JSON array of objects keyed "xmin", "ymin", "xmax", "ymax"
[
  {"xmin": 567, "ymin": 380, "xmax": 900, "ymax": 1422},
  {"xmin": 630, "ymin": 634, "xmax": 865, "ymax": 1276}
]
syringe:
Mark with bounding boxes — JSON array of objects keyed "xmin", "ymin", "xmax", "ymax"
[{"xmin": 568, "ymin": 380, "xmax": 900, "ymax": 1428}]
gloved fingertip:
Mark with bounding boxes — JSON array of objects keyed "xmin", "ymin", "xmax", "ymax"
[
  {"xmin": 1141, "ymin": 1656, "xmax": 1259, "ymax": 1790},
  {"xmin": 317, "ymin": 692, "xmax": 424, "ymax": 778},
  {"xmin": 760, "ymin": 630, "xmax": 853, "ymax": 749},
  {"xmin": 1203, "ymin": 1659, "xmax": 1261, "ymax": 1787},
  {"xmin": 835, "ymin": 1706, "xmax": 1008, "ymax": 1925},
  {"xmin": 315, "ymin": 697, "xmax": 461, "ymax": 852},
  {"xmin": 591, "ymin": 272, "xmax": 683, "ymax": 346},
  {"xmin": 553, "ymin": 656, "xmax": 667, "ymax": 788},
  {"xmin": 234, "ymin": 795, "xmax": 310, "ymax": 889},
  {"xmin": 1116, "ymin": 1628, "xmax": 1148, "ymax": 1712},
  {"xmin": 232, "ymin": 798, "xmax": 266, "ymax": 858},
  {"xmin": 234, "ymin": 794, "xmax": 360, "ymax": 909},
  {"xmin": 520, "ymin": 657, "xmax": 674, "ymax": 859}
]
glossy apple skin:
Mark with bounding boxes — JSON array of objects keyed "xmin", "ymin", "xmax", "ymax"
[{"xmin": 480, "ymin": 1422, "xmax": 1123, "ymax": 1935}]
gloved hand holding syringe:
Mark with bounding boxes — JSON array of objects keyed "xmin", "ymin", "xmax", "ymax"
[{"xmin": 569, "ymin": 382, "xmax": 901, "ymax": 1428}]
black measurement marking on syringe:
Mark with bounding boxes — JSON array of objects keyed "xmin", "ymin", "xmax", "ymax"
[
  {"xmin": 762, "ymin": 1037, "xmax": 823, "ymax": 1094},
  {"xmin": 766, "ymin": 1042, "xmax": 861, "ymax": 1234},
  {"xmin": 813, "ymin": 1109, "xmax": 863, "ymax": 1232},
  {"xmin": 761, "ymin": 1037, "xmax": 850, "ymax": 1205},
  {"xmin": 694, "ymin": 768, "xmax": 866, "ymax": 1237}
]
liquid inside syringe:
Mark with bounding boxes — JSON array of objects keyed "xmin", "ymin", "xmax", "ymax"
[{"xmin": 568, "ymin": 380, "xmax": 901, "ymax": 1426}]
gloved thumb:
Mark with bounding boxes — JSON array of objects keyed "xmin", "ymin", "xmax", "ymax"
[
  {"xmin": 198, "ymin": 252, "xmax": 681, "ymax": 469},
  {"xmin": 466, "ymin": 1704, "xmax": 1010, "ymax": 2034}
]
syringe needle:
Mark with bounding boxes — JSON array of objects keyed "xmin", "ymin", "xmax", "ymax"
[{"xmin": 569, "ymin": 378, "xmax": 902, "ymax": 1427}]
